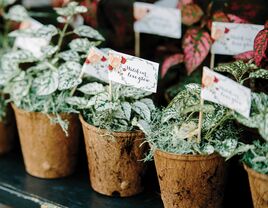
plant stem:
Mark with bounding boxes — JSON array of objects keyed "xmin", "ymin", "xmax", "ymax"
[
  {"xmin": 56, "ymin": 20, "xmax": 70, "ymax": 55},
  {"xmin": 3, "ymin": 18, "xmax": 10, "ymax": 49}
]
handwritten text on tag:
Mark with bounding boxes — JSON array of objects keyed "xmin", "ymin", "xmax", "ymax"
[{"xmin": 201, "ymin": 67, "xmax": 251, "ymax": 118}]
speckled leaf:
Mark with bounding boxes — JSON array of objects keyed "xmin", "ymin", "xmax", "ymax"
[
  {"xmin": 132, "ymin": 101, "xmax": 151, "ymax": 121},
  {"xmin": 59, "ymin": 50, "xmax": 80, "ymax": 62},
  {"xmin": 161, "ymin": 53, "xmax": 184, "ymax": 78},
  {"xmin": 182, "ymin": 28, "xmax": 212, "ymax": 75},
  {"xmin": 58, "ymin": 62, "xmax": 82, "ymax": 90},
  {"xmin": 249, "ymin": 69, "xmax": 268, "ymax": 79},
  {"xmin": 5, "ymin": 5, "xmax": 28, "ymax": 22},
  {"xmin": 254, "ymin": 28, "xmax": 268, "ymax": 67},
  {"xmin": 74, "ymin": 25, "xmax": 104, "ymax": 41},
  {"xmin": 78, "ymin": 82, "xmax": 105, "ymax": 95},
  {"xmin": 69, "ymin": 38, "xmax": 101, "ymax": 53}
]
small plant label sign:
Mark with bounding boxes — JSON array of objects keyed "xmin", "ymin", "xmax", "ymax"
[
  {"xmin": 108, "ymin": 50, "xmax": 159, "ymax": 92},
  {"xmin": 15, "ymin": 18, "xmax": 49, "ymax": 58},
  {"xmin": 82, "ymin": 47, "xmax": 109, "ymax": 83},
  {"xmin": 211, "ymin": 22, "xmax": 264, "ymax": 55},
  {"xmin": 22, "ymin": 0, "xmax": 52, "ymax": 8},
  {"xmin": 201, "ymin": 67, "xmax": 251, "ymax": 118},
  {"xmin": 134, "ymin": 2, "xmax": 181, "ymax": 39}
]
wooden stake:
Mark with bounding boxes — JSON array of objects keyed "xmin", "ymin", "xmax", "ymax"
[
  {"xmin": 197, "ymin": 53, "xmax": 215, "ymax": 143},
  {"xmin": 70, "ymin": 70, "xmax": 84, "ymax": 96},
  {"xmin": 135, "ymin": 32, "xmax": 140, "ymax": 57}
]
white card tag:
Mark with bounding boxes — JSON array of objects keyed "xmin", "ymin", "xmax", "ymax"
[
  {"xmin": 82, "ymin": 47, "xmax": 109, "ymax": 83},
  {"xmin": 211, "ymin": 22, "xmax": 264, "ymax": 55},
  {"xmin": 201, "ymin": 67, "xmax": 251, "ymax": 118},
  {"xmin": 15, "ymin": 18, "xmax": 49, "ymax": 58},
  {"xmin": 134, "ymin": 2, "xmax": 181, "ymax": 39},
  {"xmin": 154, "ymin": 0, "xmax": 178, "ymax": 8},
  {"xmin": 108, "ymin": 50, "xmax": 159, "ymax": 93},
  {"xmin": 22, "ymin": 0, "xmax": 52, "ymax": 8}
]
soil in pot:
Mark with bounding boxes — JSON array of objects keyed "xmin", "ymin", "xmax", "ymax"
[
  {"xmin": 80, "ymin": 115, "xmax": 147, "ymax": 197},
  {"xmin": 244, "ymin": 164, "xmax": 268, "ymax": 208},
  {"xmin": 0, "ymin": 106, "xmax": 17, "ymax": 155},
  {"xmin": 154, "ymin": 149, "xmax": 227, "ymax": 208},
  {"xmin": 12, "ymin": 104, "xmax": 80, "ymax": 179}
]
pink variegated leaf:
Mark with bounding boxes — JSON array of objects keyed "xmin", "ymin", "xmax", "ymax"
[
  {"xmin": 182, "ymin": 3, "xmax": 204, "ymax": 26},
  {"xmin": 161, "ymin": 53, "xmax": 184, "ymax": 78},
  {"xmin": 234, "ymin": 51, "xmax": 254, "ymax": 61},
  {"xmin": 182, "ymin": 28, "xmax": 213, "ymax": 75},
  {"xmin": 227, "ymin": 14, "xmax": 248, "ymax": 23},
  {"xmin": 254, "ymin": 28, "xmax": 268, "ymax": 67},
  {"xmin": 207, "ymin": 11, "xmax": 229, "ymax": 31},
  {"xmin": 177, "ymin": 0, "xmax": 193, "ymax": 9}
]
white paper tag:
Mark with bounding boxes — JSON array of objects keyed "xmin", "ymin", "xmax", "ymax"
[
  {"xmin": 201, "ymin": 67, "xmax": 251, "ymax": 118},
  {"xmin": 134, "ymin": 2, "xmax": 181, "ymax": 39},
  {"xmin": 15, "ymin": 18, "xmax": 49, "ymax": 58},
  {"xmin": 82, "ymin": 47, "xmax": 109, "ymax": 83},
  {"xmin": 211, "ymin": 22, "xmax": 264, "ymax": 55},
  {"xmin": 108, "ymin": 50, "xmax": 159, "ymax": 93},
  {"xmin": 22, "ymin": 0, "xmax": 52, "ymax": 8},
  {"xmin": 154, "ymin": 0, "xmax": 178, "ymax": 8}
]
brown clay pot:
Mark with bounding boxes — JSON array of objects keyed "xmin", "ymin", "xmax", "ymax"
[
  {"xmin": 154, "ymin": 149, "xmax": 227, "ymax": 208},
  {"xmin": 244, "ymin": 164, "xmax": 268, "ymax": 208},
  {"xmin": 12, "ymin": 104, "xmax": 80, "ymax": 179},
  {"xmin": 0, "ymin": 106, "xmax": 16, "ymax": 155},
  {"xmin": 80, "ymin": 115, "xmax": 147, "ymax": 197}
]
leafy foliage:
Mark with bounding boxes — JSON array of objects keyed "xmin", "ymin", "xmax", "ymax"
[
  {"xmin": 182, "ymin": 28, "xmax": 212, "ymax": 75},
  {"xmin": 67, "ymin": 83, "xmax": 155, "ymax": 132},
  {"xmin": 254, "ymin": 27, "xmax": 268, "ymax": 68},
  {"xmin": 137, "ymin": 84, "xmax": 250, "ymax": 160},
  {"xmin": 181, "ymin": 3, "xmax": 203, "ymax": 26},
  {"xmin": 161, "ymin": 53, "xmax": 184, "ymax": 78},
  {"xmin": 242, "ymin": 141, "xmax": 268, "ymax": 174},
  {"xmin": 1, "ymin": 2, "xmax": 104, "ymax": 132}
]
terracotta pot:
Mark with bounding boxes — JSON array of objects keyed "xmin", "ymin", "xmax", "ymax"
[
  {"xmin": 244, "ymin": 164, "xmax": 268, "ymax": 208},
  {"xmin": 12, "ymin": 104, "xmax": 80, "ymax": 179},
  {"xmin": 80, "ymin": 115, "xmax": 147, "ymax": 197},
  {"xmin": 0, "ymin": 106, "xmax": 16, "ymax": 155},
  {"xmin": 154, "ymin": 149, "xmax": 227, "ymax": 208}
]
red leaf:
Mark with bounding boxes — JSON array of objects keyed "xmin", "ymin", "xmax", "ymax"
[
  {"xmin": 182, "ymin": 28, "xmax": 213, "ymax": 75},
  {"xmin": 101, "ymin": 56, "xmax": 107, "ymax": 62},
  {"xmin": 227, "ymin": 14, "xmax": 248, "ymax": 23},
  {"xmin": 161, "ymin": 53, "xmax": 184, "ymax": 78},
  {"xmin": 177, "ymin": 0, "xmax": 193, "ymax": 9},
  {"xmin": 254, "ymin": 28, "xmax": 268, "ymax": 67},
  {"xmin": 121, "ymin": 57, "xmax": 127, "ymax": 64},
  {"xmin": 234, "ymin": 51, "xmax": 254, "ymax": 61},
  {"xmin": 182, "ymin": 3, "xmax": 204, "ymax": 26}
]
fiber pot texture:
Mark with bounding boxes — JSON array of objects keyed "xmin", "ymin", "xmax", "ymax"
[
  {"xmin": 80, "ymin": 115, "xmax": 147, "ymax": 197},
  {"xmin": 154, "ymin": 150, "xmax": 226, "ymax": 208},
  {"xmin": 12, "ymin": 104, "xmax": 80, "ymax": 179},
  {"xmin": 244, "ymin": 164, "xmax": 268, "ymax": 208},
  {"xmin": 0, "ymin": 106, "xmax": 16, "ymax": 155}
]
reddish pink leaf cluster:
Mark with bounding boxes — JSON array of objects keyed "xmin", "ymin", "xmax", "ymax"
[
  {"xmin": 254, "ymin": 28, "xmax": 268, "ymax": 68},
  {"xmin": 161, "ymin": 53, "xmax": 184, "ymax": 78},
  {"xmin": 177, "ymin": 0, "xmax": 193, "ymax": 9},
  {"xmin": 182, "ymin": 3, "xmax": 204, "ymax": 26},
  {"xmin": 182, "ymin": 28, "xmax": 212, "ymax": 75},
  {"xmin": 234, "ymin": 51, "xmax": 254, "ymax": 61},
  {"xmin": 227, "ymin": 14, "xmax": 248, "ymax": 24}
]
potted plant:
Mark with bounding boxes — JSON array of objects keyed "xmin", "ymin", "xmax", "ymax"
[
  {"xmin": 135, "ymin": 81, "xmax": 255, "ymax": 208},
  {"xmin": 0, "ymin": 1, "xmax": 29, "ymax": 154},
  {"xmin": 1, "ymin": 2, "xmax": 104, "ymax": 178},
  {"xmin": 66, "ymin": 82, "xmax": 155, "ymax": 197}
]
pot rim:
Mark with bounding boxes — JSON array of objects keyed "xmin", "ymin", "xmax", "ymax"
[
  {"xmin": 243, "ymin": 163, "xmax": 268, "ymax": 181},
  {"xmin": 154, "ymin": 148, "xmax": 222, "ymax": 161},
  {"xmin": 79, "ymin": 114, "xmax": 144, "ymax": 138}
]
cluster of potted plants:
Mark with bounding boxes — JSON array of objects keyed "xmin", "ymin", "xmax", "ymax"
[{"xmin": 0, "ymin": 1, "xmax": 267, "ymax": 208}]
